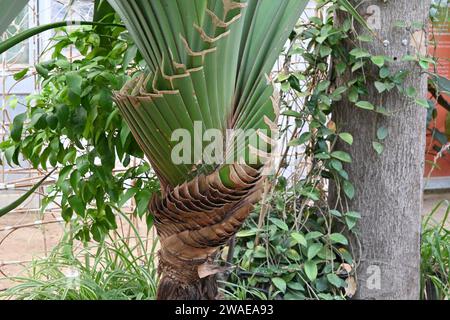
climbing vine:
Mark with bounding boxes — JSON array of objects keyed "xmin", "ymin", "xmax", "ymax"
[{"xmin": 225, "ymin": 0, "xmax": 448, "ymax": 300}]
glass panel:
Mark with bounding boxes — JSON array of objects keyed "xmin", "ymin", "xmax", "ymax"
[{"xmin": 4, "ymin": 8, "xmax": 30, "ymax": 65}]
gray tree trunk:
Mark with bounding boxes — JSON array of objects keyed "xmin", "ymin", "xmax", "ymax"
[{"xmin": 330, "ymin": 0, "xmax": 431, "ymax": 299}]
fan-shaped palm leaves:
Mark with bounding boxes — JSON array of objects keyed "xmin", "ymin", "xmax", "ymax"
[{"xmin": 108, "ymin": 0, "xmax": 307, "ymax": 299}]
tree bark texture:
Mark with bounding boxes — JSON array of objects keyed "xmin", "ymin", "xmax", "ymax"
[{"xmin": 330, "ymin": 0, "xmax": 431, "ymax": 299}]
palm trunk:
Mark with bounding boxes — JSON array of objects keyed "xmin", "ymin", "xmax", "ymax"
[
  {"xmin": 157, "ymin": 258, "xmax": 219, "ymax": 300},
  {"xmin": 150, "ymin": 163, "xmax": 264, "ymax": 300}
]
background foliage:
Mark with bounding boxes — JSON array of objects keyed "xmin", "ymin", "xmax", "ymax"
[{"xmin": 1, "ymin": 12, "xmax": 158, "ymax": 242}]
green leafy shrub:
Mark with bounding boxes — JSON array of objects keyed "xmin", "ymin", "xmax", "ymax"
[
  {"xmin": 1, "ymin": 15, "xmax": 160, "ymax": 241},
  {"xmin": 223, "ymin": 183, "xmax": 357, "ymax": 300},
  {"xmin": 421, "ymin": 200, "xmax": 449, "ymax": 300}
]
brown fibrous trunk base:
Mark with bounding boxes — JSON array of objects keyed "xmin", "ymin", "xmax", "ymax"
[{"xmin": 156, "ymin": 274, "xmax": 219, "ymax": 300}]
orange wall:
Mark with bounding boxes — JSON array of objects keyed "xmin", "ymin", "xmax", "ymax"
[{"xmin": 425, "ymin": 20, "xmax": 450, "ymax": 178}]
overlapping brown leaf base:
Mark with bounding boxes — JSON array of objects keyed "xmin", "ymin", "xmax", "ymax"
[{"xmin": 151, "ymin": 163, "xmax": 264, "ymax": 300}]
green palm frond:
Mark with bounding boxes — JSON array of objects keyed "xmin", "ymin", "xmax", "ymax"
[{"xmin": 110, "ymin": 0, "xmax": 307, "ymax": 187}]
